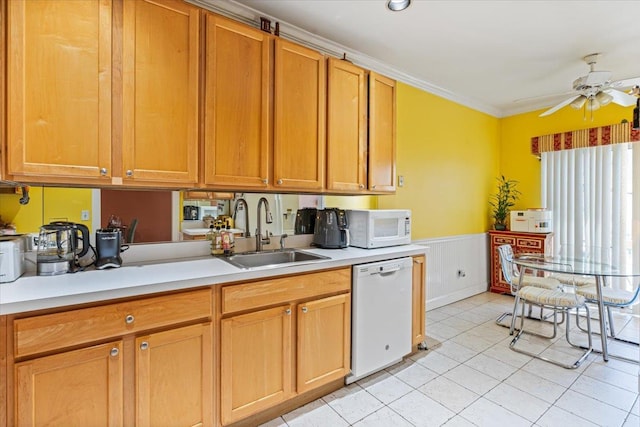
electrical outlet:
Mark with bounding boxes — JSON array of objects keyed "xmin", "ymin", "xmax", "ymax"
[
  {"xmin": 457, "ymin": 269, "xmax": 466, "ymax": 278},
  {"xmin": 398, "ymin": 175, "xmax": 404, "ymax": 187},
  {"xmin": 81, "ymin": 210, "xmax": 90, "ymax": 221}
]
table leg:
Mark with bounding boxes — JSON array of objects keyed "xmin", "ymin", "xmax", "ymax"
[{"xmin": 595, "ymin": 275, "xmax": 609, "ymax": 361}]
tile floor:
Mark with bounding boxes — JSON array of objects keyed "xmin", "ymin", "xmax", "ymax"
[{"xmin": 261, "ymin": 292, "xmax": 639, "ymax": 427}]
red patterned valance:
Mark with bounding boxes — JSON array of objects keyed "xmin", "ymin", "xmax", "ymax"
[{"xmin": 531, "ymin": 122, "xmax": 640, "ymax": 155}]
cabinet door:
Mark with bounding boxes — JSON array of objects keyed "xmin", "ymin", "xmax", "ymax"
[
  {"xmin": 412, "ymin": 255, "xmax": 426, "ymax": 346},
  {"xmin": 274, "ymin": 39, "xmax": 326, "ymax": 191},
  {"xmin": 122, "ymin": 0, "xmax": 199, "ymax": 185},
  {"xmin": 136, "ymin": 323, "xmax": 213, "ymax": 427},
  {"xmin": 326, "ymin": 58, "xmax": 368, "ymax": 192},
  {"xmin": 0, "ymin": 316, "xmax": 6, "ymax": 427},
  {"xmin": 15, "ymin": 341, "xmax": 123, "ymax": 427},
  {"xmin": 297, "ymin": 294, "xmax": 350, "ymax": 394},
  {"xmin": 368, "ymin": 72, "xmax": 396, "ymax": 192},
  {"xmin": 204, "ymin": 14, "xmax": 271, "ymax": 189},
  {"xmin": 7, "ymin": 0, "xmax": 112, "ymax": 181},
  {"xmin": 220, "ymin": 305, "xmax": 293, "ymax": 425}
]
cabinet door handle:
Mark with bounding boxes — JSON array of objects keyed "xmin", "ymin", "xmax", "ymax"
[
  {"xmin": 301, "ymin": 306, "xmax": 308, "ymax": 313},
  {"xmin": 262, "ymin": 179, "xmax": 268, "ymax": 184},
  {"xmin": 359, "ymin": 184, "xmax": 364, "ymax": 189},
  {"xmin": 110, "ymin": 347, "xmax": 119, "ymax": 357},
  {"xmin": 126, "ymin": 170, "xmax": 133, "ymax": 177},
  {"xmin": 372, "ymin": 185, "xmax": 376, "ymax": 189},
  {"xmin": 100, "ymin": 168, "xmax": 108, "ymax": 176},
  {"xmin": 125, "ymin": 314, "xmax": 135, "ymax": 324},
  {"xmin": 140, "ymin": 341, "xmax": 149, "ymax": 351},
  {"xmin": 285, "ymin": 308, "xmax": 291, "ymax": 315},
  {"xmin": 277, "ymin": 179, "xmax": 283, "ymax": 185}
]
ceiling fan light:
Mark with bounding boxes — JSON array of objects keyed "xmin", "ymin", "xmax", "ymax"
[
  {"xmin": 595, "ymin": 91, "xmax": 613, "ymax": 106},
  {"xmin": 387, "ymin": 0, "xmax": 411, "ymax": 11},
  {"xmin": 570, "ymin": 95, "xmax": 587, "ymax": 110},
  {"xmin": 586, "ymin": 97, "xmax": 600, "ymax": 111}
]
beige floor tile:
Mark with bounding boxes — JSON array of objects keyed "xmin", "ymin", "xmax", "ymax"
[
  {"xmin": 322, "ymin": 383, "xmax": 384, "ymax": 425},
  {"xmin": 483, "ymin": 382, "xmax": 552, "ymax": 422},
  {"xmin": 458, "ymin": 397, "xmax": 531, "ymax": 427},
  {"xmin": 534, "ymin": 406, "xmax": 599, "ymax": 427},
  {"xmin": 410, "ymin": 349, "xmax": 460, "ymax": 374},
  {"xmin": 443, "ymin": 364, "xmax": 500, "ymax": 395},
  {"xmin": 357, "ymin": 371, "xmax": 413, "ymax": 405},
  {"xmin": 504, "ymin": 369, "xmax": 567, "ymax": 404},
  {"xmin": 282, "ymin": 398, "xmax": 349, "ymax": 427},
  {"xmin": 418, "ymin": 376, "xmax": 480, "ymax": 413},
  {"xmin": 583, "ymin": 362, "xmax": 640, "ymax": 393},
  {"xmin": 570, "ymin": 375, "xmax": 638, "ymax": 412},
  {"xmin": 463, "ymin": 353, "xmax": 520, "ymax": 381},
  {"xmin": 622, "ymin": 413, "xmax": 640, "ymax": 427},
  {"xmin": 388, "ymin": 390, "xmax": 455, "ymax": 427},
  {"xmin": 351, "ymin": 406, "xmax": 413, "ymax": 427},
  {"xmin": 555, "ymin": 389, "xmax": 628, "ymax": 426}
]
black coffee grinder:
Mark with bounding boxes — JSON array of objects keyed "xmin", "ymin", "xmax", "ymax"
[{"xmin": 95, "ymin": 228, "xmax": 123, "ymax": 269}]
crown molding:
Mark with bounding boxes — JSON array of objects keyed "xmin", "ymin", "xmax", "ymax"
[{"xmin": 188, "ymin": 0, "xmax": 504, "ymax": 118}]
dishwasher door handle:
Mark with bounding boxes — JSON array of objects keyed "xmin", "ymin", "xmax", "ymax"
[{"xmin": 373, "ymin": 266, "xmax": 402, "ymax": 275}]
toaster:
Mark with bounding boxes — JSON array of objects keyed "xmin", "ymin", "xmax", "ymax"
[{"xmin": 0, "ymin": 235, "xmax": 26, "ymax": 283}]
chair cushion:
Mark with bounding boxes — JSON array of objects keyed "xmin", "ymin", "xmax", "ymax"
[
  {"xmin": 517, "ymin": 286, "xmax": 585, "ymax": 308},
  {"xmin": 519, "ymin": 276, "xmax": 562, "ymax": 290},
  {"xmin": 549, "ymin": 273, "xmax": 596, "ymax": 287},
  {"xmin": 576, "ymin": 286, "xmax": 637, "ymax": 306}
]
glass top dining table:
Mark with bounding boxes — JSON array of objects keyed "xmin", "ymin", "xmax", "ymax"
[{"xmin": 513, "ymin": 253, "xmax": 640, "ymax": 363}]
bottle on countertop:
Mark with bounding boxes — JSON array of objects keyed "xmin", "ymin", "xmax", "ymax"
[
  {"xmin": 210, "ymin": 226, "xmax": 223, "ymax": 256},
  {"xmin": 221, "ymin": 225, "xmax": 234, "ymax": 256}
]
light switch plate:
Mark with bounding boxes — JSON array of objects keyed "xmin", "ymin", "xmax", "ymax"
[
  {"xmin": 81, "ymin": 210, "xmax": 90, "ymax": 221},
  {"xmin": 398, "ymin": 175, "xmax": 404, "ymax": 187}
]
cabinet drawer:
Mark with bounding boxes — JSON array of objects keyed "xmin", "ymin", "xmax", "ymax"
[
  {"xmin": 221, "ymin": 268, "xmax": 350, "ymax": 314},
  {"xmin": 14, "ymin": 289, "xmax": 212, "ymax": 358},
  {"xmin": 492, "ymin": 235, "xmax": 516, "ymax": 245},
  {"xmin": 516, "ymin": 238, "xmax": 543, "ymax": 250}
]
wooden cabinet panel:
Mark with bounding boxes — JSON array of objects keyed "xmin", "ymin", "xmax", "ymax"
[
  {"xmin": 297, "ymin": 294, "xmax": 350, "ymax": 394},
  {"xmin": 204, "ymin": 14, "xmax": 271, "ymax": 189},
  {"xmin": 15, "ymin": 341, "xmax": 123, "ymax": 426},
  {"xmin": 489, "ymin": 230, "xmax": 553, "ymax": 293},
  {"xmin": 7, "ymin": 0, "xmax": 112, "ymax": 181},
  {"xmin": 326, "ymin": 58, "xmax": 368, "ymax": 192},
  {"xmin": 221, "ymin": 268, "xmax": 351, "ymax": 314},
  {"xmin": 136, "ymin": 323, "xmax": 213, "ymax": 427},
  {"xmin": 14, "ymin": 289, "xmax": 212, "ymax": 358},
  {"xmin": 122, "ymin": 0, "xmax": 199, "ymax": 185},
  {"xmin": 368, "ymin": 72, "xmax": 396, "ymax": 192},
  {"xmin": 221, "ymin": 305, "xmax": 293, "ymax": 424},
  {"xmin": 412, "ymin": 255, "xmax": 426, "ymax": 346},
  {"xmin": 0, "ymin": 316, "xmax": 6, "ymax": 427},
  {"xmin": 274, "ymin": 39, "xmax": 326, "ymax": 190}
]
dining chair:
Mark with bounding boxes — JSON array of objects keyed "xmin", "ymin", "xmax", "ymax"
[
  {"xmin": 509, "ymin": 265, "xmax": 593, "ymax": 369},
  {"xmin": 495, "ymin": 244, "xmax": 563, "ymax": 333}
]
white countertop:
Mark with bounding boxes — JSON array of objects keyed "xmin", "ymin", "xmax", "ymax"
[{"xmin": 0, "ymin": 244, "xmax": 427, "ymax": 315}]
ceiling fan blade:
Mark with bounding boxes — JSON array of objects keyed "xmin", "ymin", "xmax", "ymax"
[
  {"xmin": 539, "ymin": 95, "xmax": 582, "ymax": 117},
  {"xmin": 605, "ymin": 89, "xmax": 637, "ymax": 107},
  {"xmin": 610, "ymin": 76, "xmax": 640, "ymax": 89}
]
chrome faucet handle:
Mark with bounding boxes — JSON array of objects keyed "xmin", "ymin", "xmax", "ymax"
[
  {"xmin": 266, "ymin": 211, "xmax": 274, "ymax": 224},
  {"xmin": 280, "ymin": 234, "xmax": 288, "ymax": 250}
]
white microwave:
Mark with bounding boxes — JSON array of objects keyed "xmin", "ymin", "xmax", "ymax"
[{"xmin": 347, "ymin": 209, "xmax": 411, "ymax": 249}]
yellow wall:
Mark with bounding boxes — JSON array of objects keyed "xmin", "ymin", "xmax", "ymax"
[
  {"xmin": 0, "ymin": 187, "xmax": 93, "ymax": 234},
  {"xmin": 324, "ymin": 195, "xmax": 377, "ymax": 210},
  {"xmin": 378, "ymin": 83, "xmax": 501, "ymax": 239},
  {"xmin": 500, "ymin": 104, "xmax": 635, "ymax": 209}
]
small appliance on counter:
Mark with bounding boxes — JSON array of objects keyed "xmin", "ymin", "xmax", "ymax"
[
  {"xmin": 510, "ymin": 209, "xmax": 553, "ymax": 233},
  {"xmin": 294, "ymin": 208, "xmax": 317, "ymax": 234},
  {"xmin": 347, "ymin": 209, "xmax": 411, "ymax": 249},
  {"xmin": 0, "ymin": 235, "xmax": 26, "ymax": 283},
  {"xmin": 36, "ymin": 221, "xmax": 90, "ymax": 276},
  {"xmin": 183, "ymin": 205, "xmax": 199, "ymax": 221},
  {"xmin": 312, "ymin": 208, "xmax": 349, "ymax": 248},
  {"xmin": 95, "ymin": 228, "xmax": 124, "ymax": 269}
]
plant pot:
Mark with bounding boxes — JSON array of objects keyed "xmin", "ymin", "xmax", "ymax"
[{"xmin": 494, "ymin": 223, "xmax": 507, "ymax": 231}]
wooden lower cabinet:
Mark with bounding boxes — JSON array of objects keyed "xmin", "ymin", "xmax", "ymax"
[
  {"xmin": 15, "ymin": 341, "xmax": 124, "ymax": 426},
  {"xmin": 219, "ymin": 269, "xmax": 351, "ymax": 425},
  {"xmin": 220, "ymin": 306, "xmax": 293, "ymax": 425},
  {"xmin": 488, "ymin": 230, "xmax": 553, "ymax": 293},
  {"xmin": 411, "ymin": 255, "xmax": 426, "ymax": 346}
]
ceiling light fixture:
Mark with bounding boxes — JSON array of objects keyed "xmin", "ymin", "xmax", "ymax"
[
  {"xmin": 595, "ymin": 91, "xmax": 613, "ymax": 106},
  {"xmin": 387, "ymin": 0, "xmax": 411, "ymax": 12},
  {"xmin": 570, "ymin": 95, "xmax": 587, "ymax": 110}
]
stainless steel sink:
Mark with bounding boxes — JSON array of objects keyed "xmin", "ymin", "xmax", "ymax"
[{"xmin": 219, "ymin": 249, "xmax": 330, "ymax": 269}]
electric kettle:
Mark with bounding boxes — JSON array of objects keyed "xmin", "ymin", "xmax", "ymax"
[{"xmin": 36, "ymin": 221, "xmax": 90, "ymax": 275}]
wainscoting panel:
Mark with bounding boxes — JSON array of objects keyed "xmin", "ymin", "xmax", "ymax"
[{"xmin": 414, "ymin": 233, "xmax": 489, "ymax": 310}]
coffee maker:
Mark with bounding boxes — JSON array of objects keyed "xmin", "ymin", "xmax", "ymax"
[
  {"xmin": 95, "ymin": 228, "xmax": 123, "ymax": 269},
  {"xmin": 36, "ymin": 221, "xmax": 90, "ymax": 275}
]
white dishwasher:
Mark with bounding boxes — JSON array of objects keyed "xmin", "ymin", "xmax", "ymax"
[{"xmin": 347, "ymin": 257, "xmax": 413, "ymax": 384}]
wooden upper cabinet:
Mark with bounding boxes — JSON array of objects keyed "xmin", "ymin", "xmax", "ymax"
[
  {"xmin": 326, "ymin": 58, "xmax": 368, "ymax": 192},
  {"xmin": 274, "ymin": 39, "xmax": 326, "ymax": 191},
  {"xmin": 121, "ymin": 0, "xmax": 199, "ymax": 185},
  {"xmin": 7, "ymin": 0, "xmax": 112, "ymax": 181},
  {"xmin": 368, "ymin": 72, "xmax": 396, "ymax": 192},
  {"xmin": 203, "ymin": 14, "xmax": 271, "ymax": 189}
]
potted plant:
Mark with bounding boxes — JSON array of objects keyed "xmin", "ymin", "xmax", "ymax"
[{"xmin": 489, "ymin": 175, "xmax": 521, "ymax": 230}]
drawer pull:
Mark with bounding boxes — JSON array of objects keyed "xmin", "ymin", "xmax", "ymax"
[
  {"xmin": 110, "ymin": 347, "xmax": 119, "ymax": 357},
  {"xmin": 125, "ymin": 314, "xmax": 135, "ymax": 324},
  {"xmin": 301, "ymin": 306, "xmax": 308, "ymax": 313},
  {"xmin": 100, "ymin": 168, "xmax": 108, "ymax": 176},
  {"xmin": 285, "ymin": 308, "xmax": 291, "ymax": 315},
  {"xmin": 140, "ymin": 341, "xmax": 149, "ymax": 351}
]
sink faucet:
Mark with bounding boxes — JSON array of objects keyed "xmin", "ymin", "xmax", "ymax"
[
  {"xmin": 255, "ymin": 197, "xmax": 273, "ymax": 252},
  {"xmin": 232, "ymin": 198, "xmax": 250, "ymax": 237}
]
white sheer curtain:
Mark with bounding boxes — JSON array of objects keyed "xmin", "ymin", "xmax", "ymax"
[{"xmin": 541, "ymin": 143, "xmax": 640, "ymax": 277}]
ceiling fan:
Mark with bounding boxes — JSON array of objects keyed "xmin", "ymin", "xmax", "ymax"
[{"xmin": 539, "ymin": 53, "xmax": 639, "ymax": 117}]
